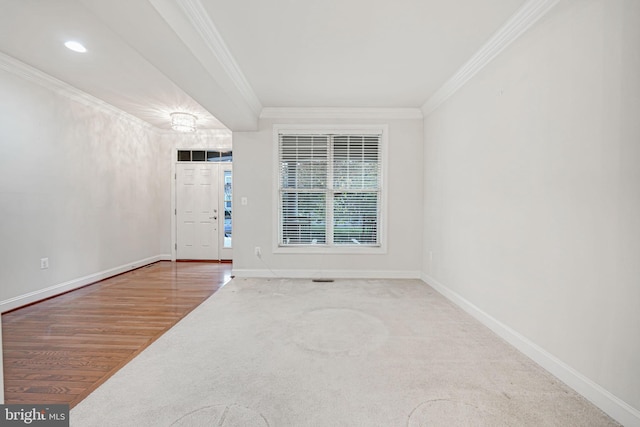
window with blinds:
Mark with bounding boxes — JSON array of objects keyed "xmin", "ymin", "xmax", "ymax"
[{"xmin": 278, "ymin": 132, "xmax": 381, "ymax": 247}]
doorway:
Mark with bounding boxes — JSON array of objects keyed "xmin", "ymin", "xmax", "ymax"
[{"xmin": 175, "ymin": 151, "xmax": 232, "ymax": 261}]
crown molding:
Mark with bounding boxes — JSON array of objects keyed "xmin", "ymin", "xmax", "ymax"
[
  {"xmin": 422, "ymin": 0, "xmax": 559, "ymax": 116},
  {"xmin": 260, "ymin": 107, "xmax": 423, "ymax": 120},
  {"xmin": 156, "ymin": 127, "xmax": 232, "ymax": 138},
  {"xmin": 195, "ymin": 128, "xmax": 232, "ymax": 137},
  {"xmin": 177, "ymin": 0, "xmax": 263, "ymax": 116},
  {"xmin": 0, "ymin": 51, "xmax": 157, "ymax": 132},
  {"xmin": 0, "ymin": 52, "xmax": 232, "ymax": 136}
]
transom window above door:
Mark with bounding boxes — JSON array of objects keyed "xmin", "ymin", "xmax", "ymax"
[{"xmin": 177, "ymin": 150, "xmax": 232, "ymax": 162}]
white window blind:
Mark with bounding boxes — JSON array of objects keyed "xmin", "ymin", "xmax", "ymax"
[{"xmin": 278, "ymin": 132, "xmax": 381, "ymax": 247}]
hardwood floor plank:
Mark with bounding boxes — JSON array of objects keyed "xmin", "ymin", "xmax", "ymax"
[
  {"xmin": 2, "ymin": 261, "xmax": 231, "ymax": 407},
  {"xmin": 4, "ymin": 393, "xmax": 81, "ymax": 404},
  {"xmin": 6, "ymin": 369, "xmax": 111, "ymax": 381}
]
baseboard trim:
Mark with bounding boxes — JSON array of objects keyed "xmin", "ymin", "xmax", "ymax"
[
  {"xmin": 0, "ymin": 254, "xmax": 172, "ymax": 314},
  {"xmin": 421, "ymin": 273, "xmax": 640, "ymax": 427},
  {"xmin": 232, "ymin": 269, "xmax": 422, "ymax": 280}
]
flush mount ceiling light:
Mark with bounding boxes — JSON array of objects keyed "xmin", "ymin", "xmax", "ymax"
[
  {"xmin": 170, "ymin": 112, "xmax": 197, "ymax": 132},
  {"xmin": 64, "ymin": 41, "xmax": 87, "ymax": 53}
]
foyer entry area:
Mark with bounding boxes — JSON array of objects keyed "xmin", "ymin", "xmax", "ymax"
[{"xmin": 1, "ymin": 262, "xmax": 232, "ymax": 407}]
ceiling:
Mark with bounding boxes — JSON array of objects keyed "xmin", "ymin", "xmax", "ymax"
[{"xmin": 0, "ymin": 0, "xmax": 527, "ymax": 132}]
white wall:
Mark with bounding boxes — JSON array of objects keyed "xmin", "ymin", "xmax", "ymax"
[
  {"xmin": 423, "ymin": 0, "xmax": 639, "ymax": 423},
  {"xmin": 233, "ymin": 116, "xmax": 423, "ymax": 278},
  {"xmin": 0, "ymin": 67, "xmax": 170, "ymax": 311}
]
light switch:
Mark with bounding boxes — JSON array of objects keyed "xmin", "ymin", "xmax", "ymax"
[{"xmin": 241, "ymin": 197, "xmax": 248, "ymax": 206}]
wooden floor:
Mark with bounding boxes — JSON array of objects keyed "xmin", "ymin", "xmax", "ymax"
[{"xmin": 1, "ymin": 261, "xmax": 232, "ymax": 407}]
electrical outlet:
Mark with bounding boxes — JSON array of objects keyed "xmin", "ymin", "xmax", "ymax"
[
  {"xmin": 254, "ymin": 246, "xmax": 262, "ymax": 257},
  {"xmin": 40, "ymin": 258, "xmax": 49, "ymax": 269}
]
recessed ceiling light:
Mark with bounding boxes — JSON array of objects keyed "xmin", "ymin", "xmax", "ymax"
[{"xmin": 64, "ymin": 41, "xmax": 87, "ymax": 53}]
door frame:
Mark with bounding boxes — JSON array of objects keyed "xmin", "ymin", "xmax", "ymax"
[{"xmin": 171, "ymin": 148, "xmax": 233, "ymax": 261}]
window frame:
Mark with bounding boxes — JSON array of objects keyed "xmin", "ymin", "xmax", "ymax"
[{"xmin": 272, "ymin": 124, "xmax": 388, "ymax": 254}]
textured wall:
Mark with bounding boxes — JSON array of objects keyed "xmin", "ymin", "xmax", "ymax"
[{"xmin": 0, "ymin": 68, "xmax": 167, "ymax": 306}]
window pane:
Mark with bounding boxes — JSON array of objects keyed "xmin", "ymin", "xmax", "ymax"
[
  {"xmin": 207, "ymin": 151, "xmax": 233, "ymax": 162},
  {"xmin": 333, "ymin": 192, "xmax": 378, "ymax": 244},
  {"xmin": 223, "ymin": 170, "xmax": 232, "ymax": 248},
  {"xmin": 333, "ymin": 135, "xmax": 380, "ymax": 190},
  {"xmin": 280, "ymin": 135, "xmax": 328, "ymax": 189},
  {"xmin": 281, "ymin": 192, "xmax": 326, "ymax": 244},
  {"xmin": 177, "ymin": 150, "xmax": 191, "ymax": 161},
  {"xmin": 192, "ymin": 150, "xmax": 206, "ymax": 161},
  {"xmin": 220, "ymin": 151, "xmax": 233, "ymax": 162}
]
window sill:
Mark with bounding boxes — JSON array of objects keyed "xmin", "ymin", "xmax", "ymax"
[{"xmin": 273, "ymin": 245, "xmax": 386, "ymax": 255}]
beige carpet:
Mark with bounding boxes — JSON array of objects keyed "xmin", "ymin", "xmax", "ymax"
[{"xmin": 70, "ymin": 278, "xmax": 618, "ymax": 426}]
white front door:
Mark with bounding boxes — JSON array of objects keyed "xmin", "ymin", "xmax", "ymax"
[{"xmin": 176, "ymin": 163, "xmax": 219, "ymax": 260}]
